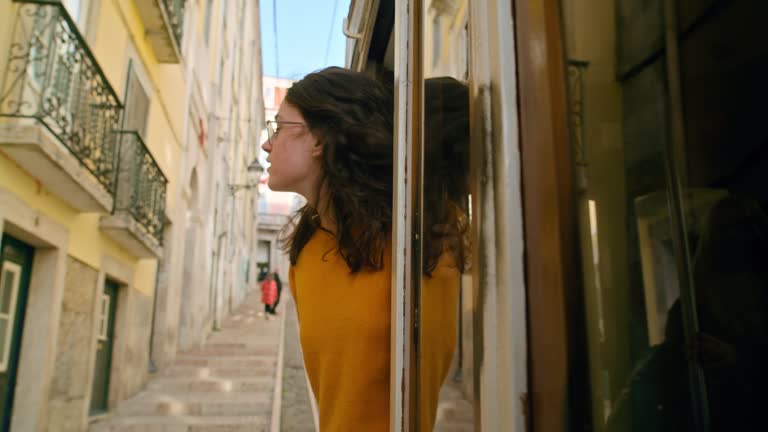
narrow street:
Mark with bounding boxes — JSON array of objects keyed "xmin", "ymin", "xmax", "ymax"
[{"xmin": 90, "ymin": 291, "xmax": 284, "ymax": 432}]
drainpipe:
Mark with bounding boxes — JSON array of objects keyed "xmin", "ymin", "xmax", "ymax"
[{"xmin": 148, "ymin": 252, "xmax": 163, "ymax": 373}]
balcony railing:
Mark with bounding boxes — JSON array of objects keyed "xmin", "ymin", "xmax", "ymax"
[
  {"xmin": 0, "ymin": 1, "xmax": 123, "ymax": 196},
  {"xmin": 114, "ymin": 131, "xmax": 168, "ymax": 244},
  {"xmin": 162, "ymin": 0, "xmax": 185, "ymax": 49}
]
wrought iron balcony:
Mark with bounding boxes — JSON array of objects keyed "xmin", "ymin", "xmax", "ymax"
[
  {"xmin": 101, "ymin": 131, "xmax": 167, "ymax": 258},
  {"xmin": 162, "ymin": 0, "xmax": 185, "ymax": 47},
  {"xmin": 0, "ymin": 1, "xmax": 123, "ymax": 212},
  {"xmin": 134, "ymin": 0, "xmax": 186, "ymax": 63}
]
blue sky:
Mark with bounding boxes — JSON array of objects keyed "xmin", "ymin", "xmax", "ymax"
[{"xmin": 260, "ymin": 0, "xmax": 352, "ymax": 80}]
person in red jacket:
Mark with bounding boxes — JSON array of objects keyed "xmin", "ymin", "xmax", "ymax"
[{"xmin": 259, "ymin": 272, "xmax": 278, "ymax": 320}]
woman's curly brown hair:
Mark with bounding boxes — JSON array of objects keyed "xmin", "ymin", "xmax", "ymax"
[
  {"xmin": 280, "ymin": 69, "xmax": 470, "ymax": 276},
  {"xmin": 280, "ymin": 67, "xmax": 394, "ymax": 272},
  {"xmin": 423, "ymin": 77, "xmax": 470, "ymax": 275}
]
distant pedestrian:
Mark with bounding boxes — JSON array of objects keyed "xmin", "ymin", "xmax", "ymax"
[
  {"xmin": 272, "ymin": 269, "xmax": 283, "ymax": 314},
  {"xmin": 259, "ymin": 272, "xmax": 277, "ymax": 319}
]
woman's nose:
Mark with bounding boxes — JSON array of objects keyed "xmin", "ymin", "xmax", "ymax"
[{"xmin": 261, "ymin": 138, "xmax": 271, "ymax": 153}]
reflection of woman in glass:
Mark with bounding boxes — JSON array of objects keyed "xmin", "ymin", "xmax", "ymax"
[
  {"xmin": 423, "ymin": 77, "xmax": 471, "ymax": 277},
  {"xmin": 262, "ymin": 67, "xmax": 467, "ymax": 431},
  {"xmin": 691, "ymin": 195, "xmax": 768, "ymax": 431},
  {"xmin": 421, "ymin": 77, "xmax": 471, "ymax": 429},
  {"xmin": 606, "ymin": 194, "xmax": 768, "ymax": 431}
]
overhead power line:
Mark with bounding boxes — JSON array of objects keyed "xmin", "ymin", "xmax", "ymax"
[
  {"xmin": 324, "ymin": 0, "xmax": 341, "ymax": 66},
  {"xmin": 273, "ymin": 0, "xmax": 279, "ymax": 77}
]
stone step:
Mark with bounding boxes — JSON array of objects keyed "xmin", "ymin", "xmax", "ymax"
[
  {"xmin": 208, "ymin": 329, "xmax": 281, "ymax": 337},
  {"xmin": 89, "ymin": 415, "xmax": 269, "ymax": 432},
  {"xmin": 146, "ymin": 377, "xmax": 274, "ymax": 393},
  {"xmin": 435, "ymin": 425, "xmax": 474, "ymax": 432},
  {"xmin": 182, "ymin": 347, "xmax": 277, "ymax": 356},
  {"xmin": 162, "ymin": 365, "xmax": 274, "ymax": 379},
  {"xmin": 174, "ymin": 355, "xmax": 275, "ymax": 368},
  {"xmin": 129, "ymin": 391, "xmax": 272, "ymax": 401},
  {"xmin": 438, "ymin": 404, "xmax": 474, "ymax": 421},
  {"xmin": 87, "ymin": 292, "xmax": 283, "ymax": 432},
  {"xmin": 117, "ymin": 392, "xmax": 271, "ymax": 416},
  {"xmin": 203, "ymin": 338, "xmax": 279, "ymax": 346},
  {"xmin": 200, "ymin": 342, "xmax": 251, "ymax": 349},
  {"xmin": 218, "ymin": 321, "xmax": 279, "ymax": 328}
]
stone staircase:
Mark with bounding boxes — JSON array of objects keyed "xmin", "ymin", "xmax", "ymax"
[
  {"xmin": 90, "ymin": 294, "xmax": 282, "ymax": 432},
  {"xmin": 434, "ymin": 378, "xmax": 474, "ymax": 432}
]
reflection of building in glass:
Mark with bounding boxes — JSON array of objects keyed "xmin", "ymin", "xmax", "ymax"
[{"xmin": 423, "ymin": 0, "xmax": 468, "ymax": 81}]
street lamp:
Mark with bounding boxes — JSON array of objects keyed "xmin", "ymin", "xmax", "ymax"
[{"xmin": 228, "ymin": 158, "xmax": 265, "ymax": 195}]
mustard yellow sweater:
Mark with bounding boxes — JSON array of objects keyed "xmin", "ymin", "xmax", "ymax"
[{"xmin": 290, "ymin": 229, "xmax": 459, "ymax": 431}]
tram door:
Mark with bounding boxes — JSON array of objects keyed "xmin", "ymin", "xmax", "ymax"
[{"xmin": 559, "ymin": 0, "xmax": 768, "ymax": 430}]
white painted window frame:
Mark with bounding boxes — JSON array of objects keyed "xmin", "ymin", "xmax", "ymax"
[
  {"xmin": 0, "ymin": 261, "xmax": 22, "ymax": 373},
  {"xmin": 390, "ymin": 0, "xmax": 422, "ymax": 430},
  {"xmin": 467, "ymin": 0, "xmax": 529, "ymax": 430},
  {"xmin": 97, "ymin": 292, "xmax": 110, "ymax": 341}
]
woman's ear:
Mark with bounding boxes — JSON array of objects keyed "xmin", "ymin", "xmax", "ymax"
[{"xmin": 311, "ymin": 139, "xmax": 323, "ymax": 157}]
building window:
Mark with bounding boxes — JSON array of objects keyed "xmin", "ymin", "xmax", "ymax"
[
  {"xmin": 97, "ymin": 293, "xmax": 110, "ymax": 341},
  {"xmin": 0, "ymin": 262, "xmax": 21, "ymax": 373},
  {"xmin": 123, "ymin": 60, "xmax": 151, "ymax": 138}
]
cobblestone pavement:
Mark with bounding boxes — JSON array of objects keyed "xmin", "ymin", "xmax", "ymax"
[
  {"xmin": 90, "ymin": 290, "xmax": 282, "ymax": 432},
  {"xmin": 279, "ymin": 292, "xmax": 316, "ymax": 431},
  {"xmin": 434, "ymin": 377, "xmax": 475, "ymax": 432}
]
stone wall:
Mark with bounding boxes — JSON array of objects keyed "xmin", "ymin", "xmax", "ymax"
[
  {"xmin": 114, "ymin": 289, "xmax": 152, "ymax": 400},
  {"xmin": 151, "ymin": 222, "xmax": 180, "ymax": 370},
  {"xmin": 46, "ymin": 256, "xmax": 155, "ymax": 431},
  {"xmin": 47, "ymin": 256, "xmax": 98, "ymax": 432}
]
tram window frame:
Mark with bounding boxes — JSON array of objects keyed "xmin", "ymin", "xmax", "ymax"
[{"xmin": 512, "ymin": 0, "xmax": 586, "ymax": 430}]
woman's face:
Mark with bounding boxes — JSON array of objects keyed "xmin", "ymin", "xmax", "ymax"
[{"xmin": 261, "ymin": 102, "xmax": 322, "ymax": 198}]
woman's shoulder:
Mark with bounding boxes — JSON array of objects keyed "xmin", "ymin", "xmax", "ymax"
[{"xmin": 294, "ymin": 229, "xmax": 338, "ymax": 266}]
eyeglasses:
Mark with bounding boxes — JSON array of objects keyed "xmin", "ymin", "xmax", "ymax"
[{"xmin": 266, "ymin": 120, "xmax": 305, "ymax": 144}]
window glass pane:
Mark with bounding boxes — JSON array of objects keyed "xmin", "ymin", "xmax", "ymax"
[
  {"xmin": 563, "ymin": 1, "xmax": 768, "ymax": 430},
  {"xmin": 0, "ymin": 269, "xmax": 15, "ymax": 314},
  {"xmin": 420, "ymin": 2, "xmax": 474, "ymax": 430},
  {"xmin": 561, "ymin": 0, "xmax": 706, "ymax": 430},
  {"xmin": 677, "ymin": 1, "xmax": 768, "ymax": 429},
  {"xmin": 124, "ymin": 66, "xmax": 151, "ymax": 139}
]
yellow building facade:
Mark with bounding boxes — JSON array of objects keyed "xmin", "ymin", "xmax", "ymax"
[{"xmin": 0, "ymin": 0, "xmax": 264, "ymax": 430}]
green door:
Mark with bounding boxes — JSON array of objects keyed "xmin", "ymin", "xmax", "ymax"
[
  {"xmin": 0, "ymin": 235, "xmax": 33, "ymax": 432},
  {"xmin": 89, "ymin": 279, "xmax": 118, "ymax": 415}
]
